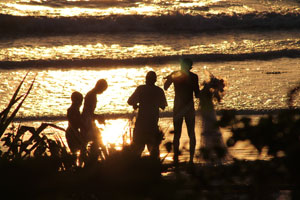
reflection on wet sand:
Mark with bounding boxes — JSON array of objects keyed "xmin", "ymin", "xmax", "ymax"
[{"xmin": 11, "ymin": 115, "xmax": 269, "ymax": 165}]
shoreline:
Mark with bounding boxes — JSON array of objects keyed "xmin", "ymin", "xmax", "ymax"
[{"xmin": 12, "ymin": 108, "xmax": 300, "ymax": 122}]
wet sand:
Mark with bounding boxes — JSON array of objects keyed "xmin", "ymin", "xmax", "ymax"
[
  {"xmin": 7, "ymin": 114, "xmax": 270, "ymax": 164},
  {"xmin": 158, "ymin": 115, "xmax": 270, "ymax": 164}
]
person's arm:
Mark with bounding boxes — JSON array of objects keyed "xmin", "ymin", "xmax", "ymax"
[
  {"xmin": 67, "ymin": 108, "xmax": 81, "ymax": 130},
  {"xmin": 163, "ymin": 74, "xmax": 172, "ymax": 90},
  {"xmin": 159, "ymin": 89, "xmax": 168, "ymax": 110},
  {"xmin": 67, "ymin": 108, "xmax": 85, "ymax": 142},
  {"xmin": 94, "ymin": 114, "xmax": 105, "ymax": 124},
  {"xmin": 194, "ymin": 74, "xmax": 200, "ymax": 98},
  {"xmin": 198, "ymin": 82, "xmax": 208, "ymax": 99},
  {"xmin": 127, "ymin": 87, "xmax": 140, "ymax": 110}
]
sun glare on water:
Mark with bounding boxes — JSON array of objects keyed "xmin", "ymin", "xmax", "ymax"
[
  {"xmin": 2, "ymin": 3, "xmax": 54, "ymax": 16},
  {"xmin": 96, "ymin": 119, "xmax": 132, "ymax": 150},
  {"xmin": 1, "ymin": 1, "xmax": 161, "ymax": 17}
]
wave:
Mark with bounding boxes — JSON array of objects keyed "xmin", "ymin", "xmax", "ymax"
[
  {"xmin": 1, "ymin": 11, "xmax": 300, "ymax": 36},
  {"xmin": 1, "ymin": 49, "xmax": 300, "ymax": 69},
  {"xmin": 25, "ymin": 0, "xmax": 137, "ymax": 8},
  {"xmin": 13, "ymin": 108, "xmax": 299, "ymax": 122}
]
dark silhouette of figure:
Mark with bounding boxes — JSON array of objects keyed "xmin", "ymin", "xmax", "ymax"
[
  {"xmin": 164, "ymin": 58, "xmax": 200, "ymax": 164},
  {"xmin": 199, "ymin": 73, "xmax": 231, "ymax": 164},
  {"xmin": 66, "ymin": 91, "xmax": 85, "ymax": 153},
  {"xmin": 82, "ymin": 79, "xmax": 108, "ymax": 159},
  {"xmin": 128, "ymin": 71, "xmax": 167, "ymax": 159}
]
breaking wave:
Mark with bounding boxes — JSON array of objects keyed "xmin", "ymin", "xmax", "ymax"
[
  {"xmin": 1, "ymin": 11, "xmax": 300, "ymax": 36},
  {"xmin": 1, "ymin": 49, "xmax": 300, "ymax": 69}
]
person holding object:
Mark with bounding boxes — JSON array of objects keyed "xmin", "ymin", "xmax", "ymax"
[{"xmin": 164, "ymin": 58, "xmax": 200, "ymax": 165}]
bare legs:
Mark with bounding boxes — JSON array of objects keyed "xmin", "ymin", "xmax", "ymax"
[{"xmin": 173, "ymin": 109, "xmax": 196, "ymax": 164}]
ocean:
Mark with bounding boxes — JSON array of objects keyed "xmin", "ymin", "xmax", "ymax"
[{"xmin": 1, "ymin": 0, "xmax": 300, "ymax": 162}]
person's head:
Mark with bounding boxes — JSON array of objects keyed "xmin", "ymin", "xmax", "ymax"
[
  {"xmin": 146, "ymin": 71, "xmax": 157, "ymax": 85},
  {"xmin": 94, "ymin": 79, "xmax": 108, "ymax": 94},
  {"xmin": 180, "ymin": 58, "xmax": 193, "ymax": 71},
  {"xmin": 71, "ymin": 91, "xmax": 83, "ymax": 106}
]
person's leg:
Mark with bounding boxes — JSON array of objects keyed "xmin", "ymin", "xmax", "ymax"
[
  {"xmin": 65, "ymin": 129, "xmax": 77, "ymax": 154},
  {"xmin": 92, "ymin": 125, "xmax": 108, "ymax": 159},
  {"xmin": 185, "ymin": 109, "xmax": 196, "ymax": 164},
  {"xmin": 148, "ymin": 128, "xmax": 163, "ymax": 160},
  {"xmin": 132, "ymin": 142, "xmax": 145, "ymax": 157},
  {"xmin": 173, "ymin": 113, "xmax": 184, "ymax": 164},
  {"xmin": 147, "ymin": 139, "xmax": 162, "ymax": 179},
  {"xmin": 132, "ymin": 128, "xmax": 146, "ymax": 157},
  {"xmin": 148, "ymin": 141, "xmax": 160, "ymax": 160}
]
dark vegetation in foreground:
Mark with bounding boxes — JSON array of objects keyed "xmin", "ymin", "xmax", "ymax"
[{"xmin": 1, "ymin": 75, "xmax": 300, "ymax": 199}]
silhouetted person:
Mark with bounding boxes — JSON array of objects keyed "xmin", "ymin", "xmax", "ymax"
[
  {"xmin": 66, "ymin": 91, "xmax": 85, "ymax": 153},
  {"xmin": 164, "ymin": 58, "xmax": 200, "ymax": 164},
  {"xmin": 128, "ymin": 71, "xmax": 167, "ymax": 159},
  {"xmin": 199, "ymin": 73, "xmax": 231, "ymax": 164},
  {"xmin": 82, "ymin": 79, "xmax": 108, "ymax": 159}
]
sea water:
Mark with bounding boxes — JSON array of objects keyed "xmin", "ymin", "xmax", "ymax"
[{"xmin": 1, "ymin": 0, "xmax": 300, "ymax": 162}]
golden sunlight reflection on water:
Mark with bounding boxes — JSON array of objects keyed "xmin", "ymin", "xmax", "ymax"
[
  {"xmin": 0, "ymin": 66, "xmax": 174, "ymax": 117},
  {"xmin": 1, "ymin": 2, "xmax": 164, "ymax": 17},
  {"xmin": 1, "ymin": 58, "xmax": 300, "ymax": 118},
  {"xmin": 2, "ymin": 37, "xmax": 300, "ymax": 62},
  {"xmin": 97, "ymin": 119, "xmax": 132, "ymax": 149},
  {"xmin": 2, "ymin": 0, "xmax": 291, "ymax": 17}
]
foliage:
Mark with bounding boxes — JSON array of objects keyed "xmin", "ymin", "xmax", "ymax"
[
  {"xmin": 216, "ymin": 83, "xmax": 300, "ymax": 199},
  {"xmin": 218, "ymin": 83, "xmax": 300, "ymax": 162},
  {"xmin": 0, "ymin": 72, "xmax": 35, "ymax": 138},
  {"xmin": 1, "ymin": 123, "xmax": 77, "ymax": 170},
  {"xmin": 0, "ymin": 73, "xmax": 75, "ymax": 170}
]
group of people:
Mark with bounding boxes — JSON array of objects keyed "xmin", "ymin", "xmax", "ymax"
[
  {"xmin": 66, "ymin": 57, "xmax": 229, "ymax": 165},
  {"xmin": 65, "ymin": 79, "xmax": 108, "ymax": 160}
]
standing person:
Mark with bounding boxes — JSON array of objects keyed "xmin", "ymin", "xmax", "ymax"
[
  {"xmin": 82, "ymin": 79, "xmax": 108, "ymax": 159},
  {"xmin": 198, "ymin": 72, "xmax": 231, "ymax": 164},
  {"xmin": 66, "ymin": 91, "xmax": 85, "ymax": 153},
  {"xmin": 164, "ymin": 58, "xmax": 200, "ymax": 165},
  {"xmin": 128, "ymin": 71, "xmax": 167, "ymax": 159}
]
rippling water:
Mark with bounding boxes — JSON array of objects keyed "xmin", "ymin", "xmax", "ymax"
[
  {"xmin": 1, "ymin": 58, "xmax": 299, "ymax": 118},
  {"xmin": 1, "ymin": 31, "xmax": 300, "ymax": 62}
]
